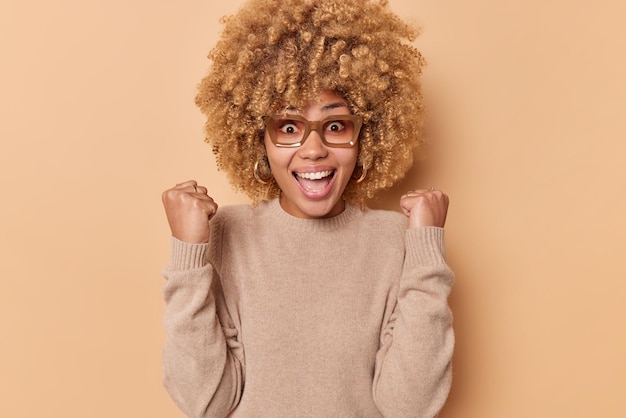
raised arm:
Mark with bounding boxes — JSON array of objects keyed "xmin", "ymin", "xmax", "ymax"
[
  {"xmin": 373, "ymin": 189, "xmax": 455, "ymax": 417},
  {"xmin": 161, "ymin": 181, "xmax": 244, "ymax": 417}
]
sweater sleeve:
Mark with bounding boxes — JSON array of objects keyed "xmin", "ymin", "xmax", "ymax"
[
  {"xmin": 372, "ymin": 227, "xmax": 455, "ymax": 418},
  {"xmin": 161, "ymin": 237, "xmax": 244, "ymax": 418}
]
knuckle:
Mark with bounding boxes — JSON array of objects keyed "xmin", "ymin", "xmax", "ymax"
[{"xmin": 162, "ymin": 189, "xmax": 176, "ymax": 203}]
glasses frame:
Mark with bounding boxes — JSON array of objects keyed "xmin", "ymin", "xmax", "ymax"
[{"xmin": 263, "ymin": 114, "xmax": 363, "ymax": 148}]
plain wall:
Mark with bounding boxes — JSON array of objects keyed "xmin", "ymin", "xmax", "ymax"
[{"xmin": 1, "ymin": 0, "xmax": 624, "ymax": 417}]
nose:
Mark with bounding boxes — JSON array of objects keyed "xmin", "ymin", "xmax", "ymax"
[{"xmin": 297, "ymin": 129, "xmax": 328, "ymax": 160}]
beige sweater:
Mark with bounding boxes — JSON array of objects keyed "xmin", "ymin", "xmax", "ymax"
[{"xmin": 162, "ymin": 199, "xmax": 454, "ymax": 418}]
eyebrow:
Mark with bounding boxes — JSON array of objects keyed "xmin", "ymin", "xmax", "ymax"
[
  {"xmin": 321, "ymin": 102, "xmax": 349, "ymax": 112},
  {"xmin": 282, "ymin": 102, "xmax": 349, "ymax": 113}
]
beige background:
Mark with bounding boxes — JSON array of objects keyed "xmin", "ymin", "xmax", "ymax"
[{"xmin": 1, "ymin": 0, "xmax": 624, "ymax": 417}]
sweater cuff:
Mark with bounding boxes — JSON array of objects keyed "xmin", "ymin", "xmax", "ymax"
[
  {"xmin": 168, "ymin": 237, "xmax": 209, "ymax": 271},
  {"xmin": 405, "ymin": 227, "xmax": 446, "ymax": 267}
]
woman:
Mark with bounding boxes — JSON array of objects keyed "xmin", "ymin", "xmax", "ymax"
[{"xmin": 161, "ymin": 0, "xmax": 454, "ymax": 416}]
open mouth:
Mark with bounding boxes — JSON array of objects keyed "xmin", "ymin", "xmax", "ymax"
[{"xmin": 293, "ymin": 170, "xmax": 336, "ymax": 193}]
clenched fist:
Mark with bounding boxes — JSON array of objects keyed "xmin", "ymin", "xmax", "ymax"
[
  {"xmin": 162, "ymin": 180, "xmax": 218, "ymax": 243},
  {"xmin": 400, "ymin": 188, "xmax": 449, "ymax": 228}
]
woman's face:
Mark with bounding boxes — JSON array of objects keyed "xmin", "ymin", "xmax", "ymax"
[{"xmin": 264, "ymin": 90, "xmax": 359, "ymax": 219}]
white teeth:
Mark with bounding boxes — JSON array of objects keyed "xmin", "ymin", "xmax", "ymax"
[{"xmin": 296, "ymin": 170, "xmax": 332, "ymax": 180}]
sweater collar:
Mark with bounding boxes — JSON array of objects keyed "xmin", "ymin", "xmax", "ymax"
[{"xmin": 262, "ymin": 198, "xmax": 361, "ymax": 232}]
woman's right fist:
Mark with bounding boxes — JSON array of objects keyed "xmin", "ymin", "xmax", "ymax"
[{"xmin": 161, "ymin": 180, "xmax": 217, "ymax": 244}]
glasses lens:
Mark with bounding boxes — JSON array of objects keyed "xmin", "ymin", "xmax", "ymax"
[
  {"xmin": 269, "ymin": 117, "xmax": 307, "ymax": 145},
  {"xmin": 321, "ymin": 117, "xmax": 357, "ymax": 145},
  {"xmin": 267, "ymin": 115, "xmax": 359, "ymax": 146}
]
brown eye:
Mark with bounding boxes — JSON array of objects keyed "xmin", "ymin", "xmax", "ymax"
[
  {"xmin": 326, "ymin": 121, "xmax": 345, "ymax": 133},
  {"xmin": 278, "ymin": 121, "xmax": 300, "ymax": 135}
]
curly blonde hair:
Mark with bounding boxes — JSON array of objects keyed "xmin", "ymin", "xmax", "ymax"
[{"xmin": 195, "ymin": 0, "xmax": 425, "ymax": 206}]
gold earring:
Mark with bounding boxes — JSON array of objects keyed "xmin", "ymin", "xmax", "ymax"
[
  {"xmin": 254, "ymin": 156, "xmax": 273, "ymax": 184},
  {"xmin": 352, "ymin": 164, "xmax": 367, "ymax": 184}
]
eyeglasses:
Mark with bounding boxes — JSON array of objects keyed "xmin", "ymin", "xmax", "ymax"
[{"xmin": 264, "ymin": 114, "xmax": 363, "ymax": 148}]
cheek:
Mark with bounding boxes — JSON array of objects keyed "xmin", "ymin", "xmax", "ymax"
[
  {"xmin": 265, "ymin": 145, "xmax": 295, "ymax": 173},
  {"xmin": 341, "ymin": 148, "xmax": 359, "ymax": 169}
]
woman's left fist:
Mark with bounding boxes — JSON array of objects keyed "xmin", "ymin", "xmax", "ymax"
[{"xmin": 400, "ymin": 188, "xmax": 449, "ymax": 228}]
